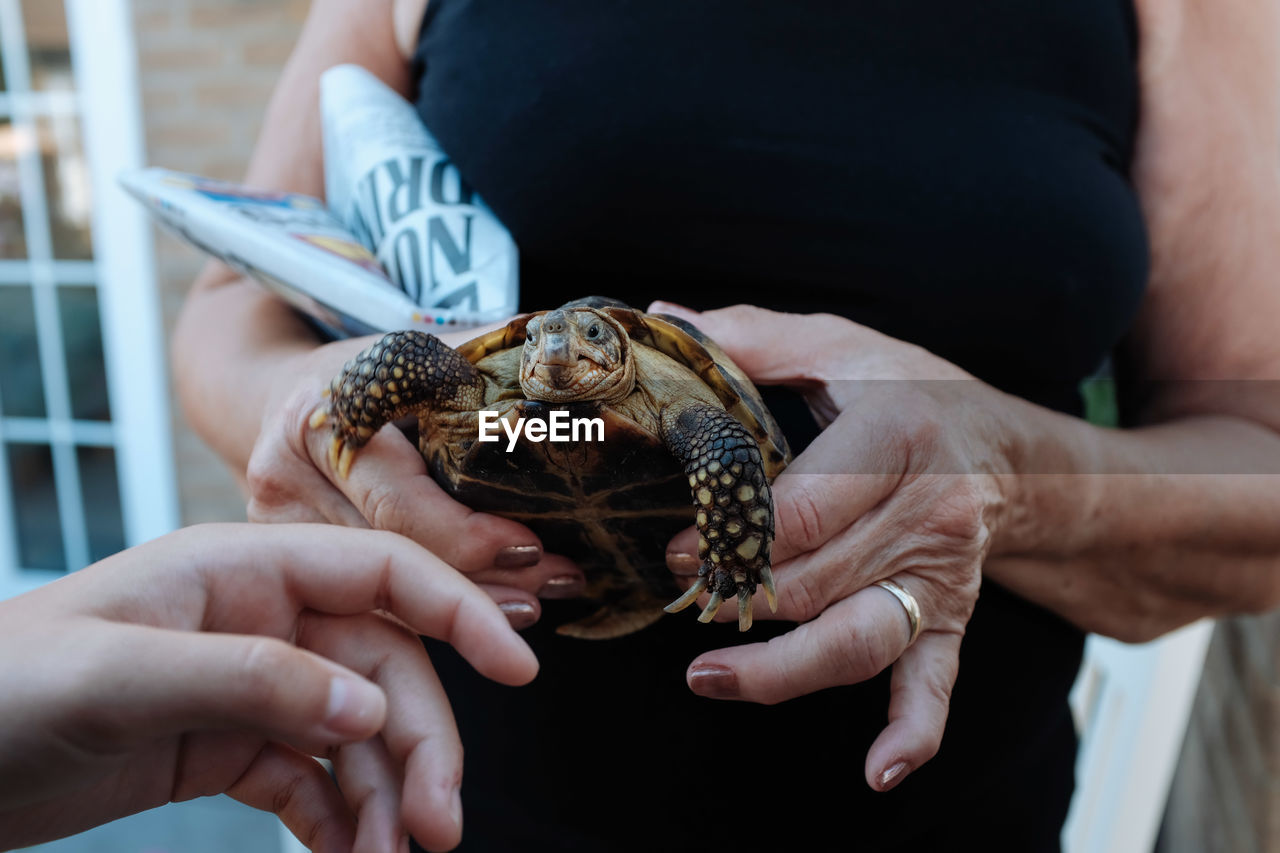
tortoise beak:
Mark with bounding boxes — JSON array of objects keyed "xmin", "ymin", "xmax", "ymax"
[
  {"xmin": 532, "ymin": 329, "xmax": 583, "ymax": 389},
  {"xmin": 536, "ymin": 310, "xmax": 576, "ymax": 367},
  {"xmin": 538, "ymin": 333, "xmax": 575, "ymax": 367},
  {"xmin": 538, "ymin": 363, "xmax": 574, "ymax": 387}
]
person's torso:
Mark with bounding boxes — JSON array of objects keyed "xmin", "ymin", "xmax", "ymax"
[
  {"xmin": 411, "ymin": 4, "xmax": 1144, "ymax": 849},
  {"xmin": 414, "ymin": 0, "xmax": 1149, "ymax": 405}
]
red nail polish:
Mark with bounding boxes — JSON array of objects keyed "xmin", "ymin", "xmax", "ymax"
[
  {"xmin": 499, "ymin": 601, "xmax": 538, "ymax": 630},
  {"xmin": 688, "ymin": 664, "xmax": 739, "ymax": 699},
  {"xmin": 666, "ymin": 551, "xmax": 701, "ymax": 576},
  {"xmin": 494, "ymin": 545, "xmax": 541, "ymax": 568},
  {"xmin": 538, "ymin": 575, "xmax": 586, "ymax": 599}
]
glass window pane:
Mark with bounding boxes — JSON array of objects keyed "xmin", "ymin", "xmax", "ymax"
[
  {"xmin": 0, "ymin": 120, "xmax": 27, "ymax": 259},
  {"xmin": 0, "ymin": 286, "xmax": 47, "ymax": 417},
  {"xmin": 8, "ymin": 442, "xmax": 64, "ymax": 570},
  {"xmin": 21, "ymin": 0, "xmax": 73, "ymax": 92},
  {"xmin": 78, "ymin": 445, "xmax": 124, "ymax": 562},
  {"xmin": 39, "ymin": 115, "xmax": 93, "ymax": 259},
  {"xmin": 58, "ymin": 286, "xmax": 110, "ymax": 421}
]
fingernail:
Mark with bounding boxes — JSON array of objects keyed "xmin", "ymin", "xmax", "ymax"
[
  {"xmin": 324, "ymin": 675, "xmax": 384, "ymax": 736},
  {"xmin": 878, "ymin": 761, "xmax": 910, "ymax": 791},
  {"xmin": 450, "ymin": 785, "xmax": 463, "ymax": 832},
  {"xmin": 688, "ymin": 664, "xmax": 739, "ymax": 699},
  {"xmin": 494, "ymin": 545, "xmax": 541, "ymax": 568},
  {"xmin": 499, "ymin": 601, "xmax": 538, "ymax": 630},
  {"xmin": 537, "ymin": 574, "xmax": 586, "ymax": 599},
  {"xmin": 666, "ymin": 551, "xmax": 701, "ymax": 577}
]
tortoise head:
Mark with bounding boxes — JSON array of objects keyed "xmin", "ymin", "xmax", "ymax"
[{"xmin": 520, "ymin": 306, "xmax": 635, "ymax": 403}]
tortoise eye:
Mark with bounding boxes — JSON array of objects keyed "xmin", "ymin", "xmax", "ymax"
[
  {"xmin": 587, "ymin": 324, "xmax": 601, "ymax": 340},
  {"xmin": 527, "ymin": 329, "xmax": 537, "ymax": 344}
]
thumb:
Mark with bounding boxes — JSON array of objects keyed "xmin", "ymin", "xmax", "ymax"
[
  {"xmin": 83, "ymin": 625, "xmax": 386, "ymax": 752},
  {"xmin": 648, "ymin": 301, "xmax": 858, "ymax": 384}
]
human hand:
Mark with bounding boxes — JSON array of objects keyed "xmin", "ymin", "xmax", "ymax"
[
  {"xmin": 654, "ymin": 302, "xmax": 1013, "ymax": 793},
  {"xmin": 245, "ymin": 325, "xmax": 586, "ymax": 621},
  {"xmin": 0, "ymin": 523, "xmax": 538, "ymax": 853}
]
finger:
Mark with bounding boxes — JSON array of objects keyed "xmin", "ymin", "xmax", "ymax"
[
  {"xmin": 665, "ymin": 414, "xmax": 904, "ymax": 560},
  {"xmin": 650, "ymin": 301, "xmax": 966, "ymax": 385},
  {"xmin": 305, "ymin": 422, "xmax": 550, "ymax": 575},
  {"xmin": 302, "ymin": 612, "xmax": 464, "ymax": 852},
  {"xmin": 648, "ymin": 302, "xmax": 864, "ymax": 383},
  {"xmin": 763, "ymin": 410, "xmax": 912, "ymax": 553},
  {"xmin": 247, "ymin": 391, "xmax": 372, "ymax": 530},
  {"xmin": 78, "ymin": 625, "xmax": 387, "ymax": 753},
  {"xmin": 223, "ymin": 742, "xmax": 356, "ymax": 853},
  {"xmin": 436, "ymin": 317, "xmax": 514, "ymax": 348},
  {"xmin": 467, "ymin": 551, "xmax": 586, "ymax": 599},
  {"xmin": 248, "ymin": 465, "xmax": 369, "ymax": 529},
  {"xmin": 473, "ymin": 584, "xmax": 542, "ymax": 630},
  {"xmin": 684, "ymin": 584, "xmax": 908, "ymax": 704},
  {"xmin": 170, "ymin": 523, "xmax": 540, "ymax": 686},
  {"xmin": 665, "ymin": 472, "xmax": 890, "ymax": 617},
  {"xmin": 763, "ymin": 474, "xmax": 975, "ymax": 625},
  {"xmin": 865, "ymin": 631, "xmax": 960, "ymax": 792},
  {"xmin": 667, "ymin": 473, "xmax": 884, "ymax": 571},
  {"xmin": 331, "ymin": 736, "xmax": 407, "ymax": 853}
]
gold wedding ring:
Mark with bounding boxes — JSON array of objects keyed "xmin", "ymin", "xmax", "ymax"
[{"xmin": 874, "ymin": 579, "xmax": 922, "ymax": 645}]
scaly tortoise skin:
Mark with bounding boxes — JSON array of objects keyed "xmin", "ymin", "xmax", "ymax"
[{"xmin": 312, "ymin": 297, "xmax": 790, "ymax": 639}]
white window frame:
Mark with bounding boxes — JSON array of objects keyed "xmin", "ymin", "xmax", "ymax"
[{"xmin": 0, "ymin": 0, "xmax": 177, "ymax": 598}]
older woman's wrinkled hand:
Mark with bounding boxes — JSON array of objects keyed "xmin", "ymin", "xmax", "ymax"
[{"xmin": 656, "ymin": 302, "xmax": 1017, "ymax": 793}]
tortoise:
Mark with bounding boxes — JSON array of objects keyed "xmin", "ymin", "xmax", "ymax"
[{"xmin": 312, "ymin": 296, "xmax": 790, "ymax": 639}]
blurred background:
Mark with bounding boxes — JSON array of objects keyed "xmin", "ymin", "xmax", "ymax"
[{"xmin": 0, "ymin": 1, "xmax": 1274, "ymax": 851}]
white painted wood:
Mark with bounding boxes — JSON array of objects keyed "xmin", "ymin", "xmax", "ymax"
[
  {"xmin": 0, "ymin": 0, "xmax": 178, "ymax": 601},
  {"xmin": 0, "ymin": 0, "xmax": 59, "ymax": 593},
  {"xmin": 0, "ymin": 259, "xmax": 97, "ymax": 283},
  {"xmin": 0, "ymin": 0, "xmax": 92, "ymax": 575},
  {"xmin": 1, "ymin": 417, "xmax": 115, "ymax": 446},
  {"xmin": 1063, "ymin": 622, "xmax": 1214, "ymax": 853},
  {"xmin": 67, "ymin": 0, "xmax": 179, "ymax": 548}
]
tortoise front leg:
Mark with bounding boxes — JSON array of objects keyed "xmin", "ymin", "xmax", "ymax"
[
  {"xmin": 659, "ymin": 401, "xmax": 777, "ymax": 631},
  {"xmin": 311, "ymin": 331, "xmax": 484, "ymax": 478}
]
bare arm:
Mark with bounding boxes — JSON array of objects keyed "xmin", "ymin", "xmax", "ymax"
[
  {"xmin": 172, "ymin": 0, "xmax": 420, "ymax": 474},
  {"xmin": 986, "ymin": 0, "xmax": 1280, "ymax": 641},
  {"xmin": 169, "ymin": 0, "xmax": 578, "ymax": 595}
]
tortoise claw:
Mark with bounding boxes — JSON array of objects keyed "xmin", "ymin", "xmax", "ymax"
[
  {"xmin": 760, "ymin": 565, "xmax": 778, "ymax": 613},
  {"xmin": 698, "ymin": 591, "xmax": 724, "ymax": 623},
  {"xmin": 664, "ymin": 577, "xmax": 708, "ymax": 614},
  {"xmin": 669, "ymin": 567, "xmax": 773, "ymax": 628},
  {"xmin": 308, "ymin": 406, "xmax": 330, "ymax": 430},
  {"xmin": 337, "ymin": 443, "xmax": 357, "ymax": 480},
  {"xmin": 738, "ymin": 593, "xmax": 753, "ymax": 631}
]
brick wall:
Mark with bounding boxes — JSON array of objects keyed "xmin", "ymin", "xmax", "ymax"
[
  {"xmin": 132, "ymin": 0, "xmax": 307, "ymax": 524},
  {"xmin": 1162, "ymin": 613, "xmax": 1280, "ymax": 853}
]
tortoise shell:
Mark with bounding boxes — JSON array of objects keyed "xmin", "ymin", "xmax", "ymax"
[
  {"xmin": 429, "ymin": 296, "xmax": 790, "ymax": 638},
  {"xmin": 457, "ymin": 297, "xmax": 790, "ymax": 470}
]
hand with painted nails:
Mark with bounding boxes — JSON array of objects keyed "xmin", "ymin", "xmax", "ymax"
[
  {"xmin": 654, "ymin": 301, "xmax": 1010, "ymax": 794},
  {"xmin": 0, "ymin": 523, "xmax": 539, "ymax": 853},
  {"xmin": 241, "ymin": 324, "xmax": 586, "ymax": 625}
]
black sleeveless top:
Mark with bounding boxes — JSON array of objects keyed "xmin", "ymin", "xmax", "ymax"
[{"xmin": 412, "ymin": 3, "xmax": 1148, "ymax": 850}]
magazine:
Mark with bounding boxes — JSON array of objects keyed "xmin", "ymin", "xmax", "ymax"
[{"xmin": 119, "ymin": 64, "xmax": 519, "ymax": 337}]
